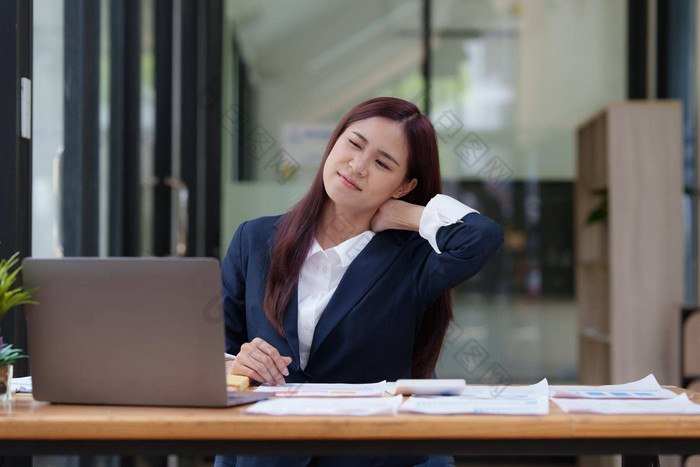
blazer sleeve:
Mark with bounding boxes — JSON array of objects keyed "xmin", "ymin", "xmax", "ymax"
[
  {"xmin": 413, "ymin": 212, "xmax": 504, "ymax": 304},
  {"xmin": 221, "ymin": 221, "xmax": 249, "ymax": 355}
]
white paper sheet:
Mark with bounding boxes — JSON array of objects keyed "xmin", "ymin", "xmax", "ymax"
[
  {"xmin": 549, "ymin": 374, "xmax": 677, "ymax": 399},
  {"xmin": 399, "ymin": 395, "xmax": 550, "ymax": 415},
  {"xmin": 458, "ymin": 379, "xmax": 549, "ymax": 399},
  {"xmin": 253, "ymin": 381, "xmax": 386, "ymax": 397},
  {"xmin": 246, "ymin": 395, "xmax": 403, "ymax": 416},
  {"xmin": 551, "ymin": 393, "xmax": 700, "ymax": 414},
  {"xmin": 392, "ymin": 379, "xmax": 466, "ymax": 396},
  {"xmin": 10, "ymin": 376, "xmax": 32, "ymax": 393}
]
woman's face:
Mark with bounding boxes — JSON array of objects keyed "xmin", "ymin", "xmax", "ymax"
[{"xmin": 322, "ymin": 117, "xmax": 417, "ymax": 214}]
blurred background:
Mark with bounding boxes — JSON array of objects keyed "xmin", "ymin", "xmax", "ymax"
[
  {"xmin": 27, "ymin": 0, "xmax": 629, "ymax": 385},
  {"xmin": 2, "ymin": 0, "xmax": 699, "ymax": 466}
]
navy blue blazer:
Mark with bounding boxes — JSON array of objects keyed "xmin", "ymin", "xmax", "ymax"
[{"xmin": 221, "ymin": 212, "xmax": 503, "ymax": 384}]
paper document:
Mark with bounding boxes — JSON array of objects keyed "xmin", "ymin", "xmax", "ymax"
[
  {"xmin": 392, "ymin": 379, "xmax": 466, "ymax": 396},
  {"xmin": 246, "ymin": 395, "xmax": 402, "ymax": 416},
  {"xmin": 253, "ymin": 381, "xmax": 386, "ymax": 397},
  {"xmin": 400, "ymin": 395, "xmax": 549, "ymax": 415},
  {"xmin": 10, "ymin": 376, "xmax": 32, "ymax": 394},
  {"xmin": 552, "ymin": 393, "xmax": 700, "ymax": 414},
  {"xmin": 458, "ymin": 379, "xmax": 549, "ymax": 399},
  {"xmin": 549, "ymin": 374, "xmax": 677, "ymax": 399}
]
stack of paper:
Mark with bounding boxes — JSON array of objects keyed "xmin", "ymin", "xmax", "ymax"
[
  {"xmin": 459, "ymin": 378, "xmax": 549, "ymax": 399},
  {"xmin": 253, "ymin": 381, "xmax": 386, "ymax": 397},
  {"xmin": 244, "ymin": 375, "xmax": 700, "ymax": 417},
  {"xmin": 549, "ymin": 374, "xmax": 676, "ymax": 399},
  {"xmin": 248, "ymin": 380, "xmax": 551, "ymax": 416},
  {"xmin": 400, "ymin": 379, "xmax": 550, "ymax": 416},
  {"xmin": 400, "ymin": 395, "xmax": 549, "ymax": 415},
  {"xmin": 552, "ymin": 394, "xmax": 700, "ymax": 414},
  {"xmin": 550, "ymin": 374, "xmax": 700, "ymax": 414},
  {"xmin": 247, "ymin": 382, "xmax": 394, "ymax": 415},
  {"xmin": 10, "ymin": 376, "xmax": 32, "ymax": 394},
  {"xmin": 246, "ymin": 394, "xmax": 402, "ymax": 416}
]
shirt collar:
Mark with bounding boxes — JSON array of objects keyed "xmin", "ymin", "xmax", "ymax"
[{"xmin": 308, "ymin": 230, "xmax": 376, "ymax": 268}]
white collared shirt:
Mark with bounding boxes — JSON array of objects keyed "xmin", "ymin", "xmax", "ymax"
[
  {"xmin": 224, "ymin": 195, "xmax": 478, "ymax": 368},
  {"xmin": 297, "ymin": 231, "xmax": 375, "ymax": 369}
]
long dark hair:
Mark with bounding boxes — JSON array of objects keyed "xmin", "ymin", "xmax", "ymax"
[{"xmin": 263, "ymin": 96, "xmax": 452, "ymax": 378}]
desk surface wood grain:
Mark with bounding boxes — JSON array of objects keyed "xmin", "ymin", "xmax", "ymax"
[{"xmin": 1, "ymin": 390, "xmax": 699, "ymax": 441}]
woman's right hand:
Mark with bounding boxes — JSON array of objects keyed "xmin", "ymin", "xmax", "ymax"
[{"xmin": 231, "ymin": 337, "xmax": 292, "ymax": 386}]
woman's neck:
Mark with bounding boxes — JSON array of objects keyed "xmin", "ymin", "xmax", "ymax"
[{"xmin": 316, "ymin": 203, "xmax": 374, "ymax": 250}]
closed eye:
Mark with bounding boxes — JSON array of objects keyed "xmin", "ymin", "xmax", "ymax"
[
  {"xmin": 348, "ymin": 137, "xmax": 391, "ymax": 170},
  {"xmin": 376, "ymin": 160, "xmax": 390, "ymax": 170}
]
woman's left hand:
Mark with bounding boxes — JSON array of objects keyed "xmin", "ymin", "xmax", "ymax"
[{"xmin": 370, "ymin": 199, "xmax": 424, "ymax": 233}]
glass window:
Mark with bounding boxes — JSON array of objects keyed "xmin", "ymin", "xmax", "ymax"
[
  {"xmin": 33, "ymin": 0, "xmax": 115, "ymax": 258},
  {"xmin": 220, "ymin": 0, "xmax": 627, "ymax": 383},
  {"xmin": 220, "ymin": 0, "xmax": 422, "ymax": 238},
  {"xmin": 431, "ymin": 0, "xmax": 625, "ymax": 383},
  {"xmin": 32, "ymin": 0, "xmax": 65, "ymax": 258}
]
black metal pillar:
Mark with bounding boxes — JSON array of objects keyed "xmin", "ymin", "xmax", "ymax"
[{"xmin": 63, "ymin": 0, "xmax": 100, "ymax": 257}]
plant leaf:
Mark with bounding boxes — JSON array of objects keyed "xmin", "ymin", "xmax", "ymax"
[
  {"xmin": 585, "ymin": 202, "xmax": 608, "ymax": 225},
  {"xmin": 0, "ymin": 251, "xmax": 37, "ymax": 318}
]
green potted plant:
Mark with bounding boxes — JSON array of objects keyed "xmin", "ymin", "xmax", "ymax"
[
  {"xmin": 0, "ymin": 344, "xmax": 28, "ymax": 401},
  {"xmin": 0, "ymin": 252, "xmax": 37, "ymax": 401}
]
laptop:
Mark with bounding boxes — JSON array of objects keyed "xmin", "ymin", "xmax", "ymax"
[{"xmin": 22, "ymin": 257, "xmax": 269, "ymax": 407}]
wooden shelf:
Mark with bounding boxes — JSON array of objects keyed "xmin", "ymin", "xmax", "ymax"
[
  {"xmin": 684, "ymin": 312, "xmax": 700, "ymax": 377},
  {"xmin": 575, "ymin": 101, "xmax": 683, "ymax": 389}
]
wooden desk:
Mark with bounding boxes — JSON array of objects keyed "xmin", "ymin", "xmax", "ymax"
[{"xmin": 2, "ymin": 391, "xmax": 700, "ymax": 466}]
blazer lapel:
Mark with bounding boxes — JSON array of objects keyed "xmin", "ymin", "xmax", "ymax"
[
  {"xmin": 282, "ymin": 287, "xmax": 301, "ymax": 371},
  {"xmin": 308, "ymin": 230, "xmax": 407, "ymax": 360}
]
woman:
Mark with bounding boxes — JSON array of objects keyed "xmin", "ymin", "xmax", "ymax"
[{"xmin": 218, "ymin": 97, "xmax": 503, "ymax": 467}]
